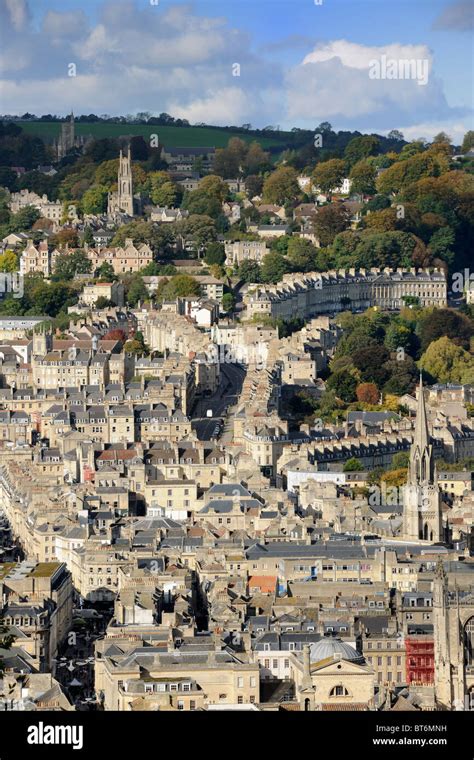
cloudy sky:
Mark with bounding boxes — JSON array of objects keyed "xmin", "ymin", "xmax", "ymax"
[{"xmin": 0, "ymin": 0, "xmax": 472, "ymax": 141}]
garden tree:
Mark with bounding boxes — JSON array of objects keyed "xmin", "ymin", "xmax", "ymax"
[
  {"xmin": 428, "ymin": 226, "xmax": 455, "ymax": 266},
  {"xmin": 53, "ymin": 250, "xmax": 91, "ymax": 280},
  {"xmin": 432, "ymin": 131, "xmax": 452, "ymax": 146},
  {"xmin": 94, "ymin": 159, "xmax": 120, "ymax": 186},
  {"xmin": 419, "ymin": 336, "xmax": 474, "ymax": 384},
  {"xmin": 245, "ymin": 174, "xmax": 264, "ymax": 199},
  {"xmin": 237, "ymin": 259, "xmax": 262, "ymax": 283},
  {"xmin": 376, "ymin": 147, "xmax": 450, "ymax": 194},
  {"xmin": 95, "ymin": 296, "xmax": 113, "ymax": 309},
  {"xmin": 125, "ymin": 274, "xmax": 148, "ymax": 307},
  {"xmin": 384, "ymin": 320, "xmax": 416, "ymax": 355},
  {"xmin": 326, "ymin": 369, "xmax": 358, "ymax": 402},
  {"xmin": 344, "ymin": 135, "xmax": 380, "ymax": 168},
  {"xmin": 356, "ymin": 382, "xmax": 379, "ymax": 404},
  {"xmin": 213, "ymin": 147, "xmax": 240, "ymax": 178},
  {"xmin": 362, "ymin": 207, "xmax": 398, "ymax": 232},
  {"xmin": 0, "ymin": 167, "xmax": 17, "ymax": 191},
  {"xmin": 182, "ymin": 189, "xmax": 221, "ymax": 218},
  {"xmin": 334, "ymin": 312, "xmax": 386, "ymax": 358},
  {"xmin": 204, "ymin": 242, "xmax": 225, "ymax": 266},
  {"xmin": 58, "ymin": 163, "xmax": 96, "ymax": 200},
  {"xmin": 176, "ymin": 215, "xmax": 216, "ymax": 255},
  {"xmin": 140, "ymin": 262, "xmax": 177, "ymax": 276},
  {"xmin": 199, "ymin": 175, "xmax": 229, "ymax": 203},
  {"xmin": 212, "ymin": 137, "xmax": 248, "ymax": 178},
  {"xmin": 25, "ymin": 277, "xmax": 78, "ymax": 317},
  {"xmin": 262, "ymin": 166, "xmax": 300, "ymax": 205},
  {"xmin": 124, "ymin": 334, "xmax": 149, "ymax": 356},
  {"xmin": 221, "ymin": 292, "xmax": 236, "ymax": 312},
  {"xmin": 260, "ymin": 252, "xmax": 292, "ymax": 283},
  {"xmin": 380, "ymin": 468, "xmax": 407, "ymax": 488},
  {"xmin": 313, "ymin": 204, "xmax": 350, "ymax": 246},
  {"xmin": 286, "ymin": 237, "xmax": 318, "ymax": 271},
  {"xmin": 0, "ymin": 249, "xmax": 19, "ymax": 272},
  {"xmin": 387, "ymin": 130, "xmax": 404, "ymax": 142},
  {"xmin": 155, "ymin": 274, "xmax": 201, "ymax": 301},
  {"xmin": 269, "ymin": 235, "xmax": 291, "ymax": 256},
  {"xmin": 343, "ymin": 457, "xmax": 364, "ymax": 472},
  {"xmin": 9, "ymin": 205, "xmax": 41, "ymax": 232},
  {"xmin": 399, "ymin": 140, "xmax": 426, "ymax": 160},
  {"xmin": 418, "ymin": 308, "xmax": 473, "ymax": 352},
  {"xmin": 49, "ymin": 228, "xmax": 79, "ymax": 248},
  {"xmin": 461, "ymin": 131, "xmax": 474, "ymax": 153},
  {"xmin": 104, "ymin": 328, "xmax": 126, "ymax": 343},
  {"xmin": 331, "ymin": 230, "xmax": 423, "ymax": 269},
  {"xmin": 113, "ymin": 222, "xmax": 172, "ymax": 257},
  {"xmin": 364, "ymin": 194, "xmax": 391, "ymax": 213},
  {"xmin": 146, "ymin": 170, "xmax": 179, "ymax": 207},
  {"xmin": 82, "ymin": 226, "xmax": 94, "ymax": 246},
  {"xmin": 353, "ymin": 344, "xmax": 391, "ymax": 386},
  {"xmin": 392, "ymin": 451, "xmax": 410, "ymax": 469},
  {"xmin": 209, "ymin": 263, "xmax": 225, "ymax": 279},
  {"xmin": 382, "ymin": 357, "xmax": 419, "ymax": 395},
  {"xmin": 18, "ymin": 170, "xmax": 58, "ymax": 199},
  {"xmin": 311, "ymin": 159, "xmax": 346, "ymax": 196},
  {"xmin": 130, "ymin": 135, "xmax": 149, "ymax": 160},
  {"xmin": 243, "ymin": 142, "xmax": 271, "ymax": 174},
  {"xmin": 349, "ymin": 159, "xmax": 377, "ymax": 196},
  {"xmin": 85, "ymin": 137, "xmax": 120, "ymax": 163},
  {"xmin": 95, "ymin": 262, "xmax": 117, "ymax": 281},
  {"xmin": 81, "ymin": 184, "xmax": 108, "ymax": 214}
]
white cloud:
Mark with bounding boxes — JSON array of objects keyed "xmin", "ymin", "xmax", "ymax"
[
  {"xmin": 285, "ymin": 39, "xmax": 465, "ymax": 133},
  {"xmin": 0, "ymin": 1, "xmax": 469, "ymax": 140},
  {"xmin": 4, "ymin": 0, "xmax": 29, "ymax": 31},
  {"xmin": 302, "ymin": 40, "xmax": 432, "ymax": 69}
]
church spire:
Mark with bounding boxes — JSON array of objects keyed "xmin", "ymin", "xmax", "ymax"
[{"xmin": 415, "ymin": 372, "xmax": 429, "ymax": 452}]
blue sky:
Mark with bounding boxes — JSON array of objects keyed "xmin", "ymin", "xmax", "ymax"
[{"xmin": 1, "ymin": 0, "xmax": 473, "ymax": 141}]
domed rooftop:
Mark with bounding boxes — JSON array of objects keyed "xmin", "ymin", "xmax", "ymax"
[{"xmin": 310, "ymin": 637, "xmax": 365, "ymax": 665}]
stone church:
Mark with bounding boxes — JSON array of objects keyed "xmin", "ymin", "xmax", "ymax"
[
  {"xmin": 107, "ymin": 146, "xmax": 137, "ymax": 218},
  {"xmin": 402, "ymin": 375, "xmax": 443, "ymax": 542},
  {"xmin": 55, "ymin": 112, "xmax": 86, "ymax": 160},
  {"xmin": 433, "ymin": 560, "xmax": 474, "ymax": 710}
]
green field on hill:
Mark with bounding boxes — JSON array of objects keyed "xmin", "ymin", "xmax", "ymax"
[{"xmin": 15, "ymin": 121, "xmax": 292, "ymax": 151}]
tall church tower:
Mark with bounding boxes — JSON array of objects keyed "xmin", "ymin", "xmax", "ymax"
[
  {"xmin": 402, "ymin": 374, "xmax": 443, "ymax": 542},
  {"xmin": 433, "ymin": 559, "xmax": 452, "ymax": 707},
  {"xmin": 56, "ymin": 112, "xmax": 75, "ymax": 160},
  {"xmin": 117, "ymin": 146, "xmax": 134, "ymax": 216}
]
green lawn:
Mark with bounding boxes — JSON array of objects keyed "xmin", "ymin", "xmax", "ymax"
[{"xmin": 16, "ymin": 121, "xmax": 291, "ymax": 150}]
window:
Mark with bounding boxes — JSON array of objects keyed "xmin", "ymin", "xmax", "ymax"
[
  {"xmin": 237, "ymin": 696, "xmax": 243, "ymax": 704},
  {"xmin": 190, "ymin": 700, "xmax": 196, "ymax": 711},
  {"xmin": 177, "ymin": 701, "xmax": 184, "ymax": 710},
  {"xmin": 237, "ymin": 677, "xmax": 244, "ymax": 688},
  {"xmin": 330, "ymin": 685, "xmax": 349, "ymax": 697}
]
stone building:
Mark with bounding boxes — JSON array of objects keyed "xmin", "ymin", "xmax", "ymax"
[
  {"xmin": 244, "ymin": 268, "xmax": 447, "ymax": 321},
  {"xmin": 433, "ymin": 560, "xmax": 474, "ymax": 709},
  {"xmin": 107, "ymin": 146, "xmax": 135, "ymax": 217},
  {"xmin": 224, "ymin": 240, "xmax": 270, "ymax": 267},
  {"xmin": 402, "ymin": 376, "xmax": 443, "ymax": 543}
]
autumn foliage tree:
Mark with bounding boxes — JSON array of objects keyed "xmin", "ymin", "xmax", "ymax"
[
  {"xmin": 103, "ymin": 329, "xmax": 126, "ymax": 343},
  {"xmin": 356, "ymin": 382, "xmax": 380, "ymax": 404}
]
